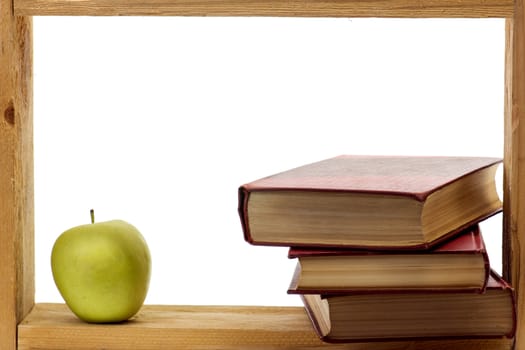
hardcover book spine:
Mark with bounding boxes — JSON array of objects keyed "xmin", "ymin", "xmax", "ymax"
[{"xmin": 237, "ymin": 186, "xmax": 253, "ymax": 244}]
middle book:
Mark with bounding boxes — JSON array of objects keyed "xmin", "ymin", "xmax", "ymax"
[{"xmin": 287, "ymin": 225, "xmax": 489, "ymax": 294}]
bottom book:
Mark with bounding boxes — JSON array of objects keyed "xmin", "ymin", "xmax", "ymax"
[{"xmin": 301, "ymin": 270, "xmax": 516, "ymax": 343}]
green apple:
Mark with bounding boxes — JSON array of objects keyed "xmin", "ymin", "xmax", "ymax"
[{"xmin": 51, "ymin": 212, "xmax": 151, "ymax": 323}]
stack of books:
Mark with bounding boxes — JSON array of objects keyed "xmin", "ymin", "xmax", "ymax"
[{"xmin": 238, "ymin": 155, "xmax": 516, "ymax": 343}]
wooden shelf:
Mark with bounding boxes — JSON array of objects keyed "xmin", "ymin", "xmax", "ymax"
[
  {"xmin": 3, "ymin": 0, "xmax": 525, "ymax": 347},
  {"xmin": 17, "ymin": 303, "xmax": 515, "ymax": 350},
  {"xmin": 14, "ymin": 0, "xmax": 513, "ymax": 17}
]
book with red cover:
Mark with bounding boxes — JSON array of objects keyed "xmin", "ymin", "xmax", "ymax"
[
  {"xmin": 287, "ymin": 225, "xmax": 491, "ymax": 294},
  {"xmin": 238, "ymin": 155, "xmax": 502, "ymax": 249},
  {"xmin": 300, "ymin": 270, "xmax": 516, "ymax": 343}
]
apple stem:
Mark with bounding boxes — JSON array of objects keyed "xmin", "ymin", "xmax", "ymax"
[{"xmin": 90, "ymin": 209, "xmax": 95, "ymax": 224}]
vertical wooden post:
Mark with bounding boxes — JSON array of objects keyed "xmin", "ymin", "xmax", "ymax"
[
  {"xmin": 0, "ymin": 0, "xmax": 34, "ymax": 347},
  {"xmin": 504, "ymin": 1, "xmax": 525, "ymax": 349}
]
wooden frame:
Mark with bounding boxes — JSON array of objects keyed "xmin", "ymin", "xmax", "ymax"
[{"xmin": 1, "ymin": 1, "xmax": 524, "ymax": 349}]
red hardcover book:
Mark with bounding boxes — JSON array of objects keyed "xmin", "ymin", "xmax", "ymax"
[
  {"xmin": 287, "ymin": 225, "xmax": 491, "ymax": 294},
  {"xmin": 301, "ymin": 270, "xmax": 516, "ymax": 343},
  {"xmin": 238, "ymin": 155, "xmax": 502, "ymax": 249}
]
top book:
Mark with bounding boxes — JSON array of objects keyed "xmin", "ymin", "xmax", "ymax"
[{"xmin": 238, "ymin": 155, "xmax": 502, "ymax": 249}]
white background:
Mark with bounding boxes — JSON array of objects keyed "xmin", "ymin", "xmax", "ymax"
[{"xmin": 33, "ymin": 17, "xmax": 505, "ymax": 306}]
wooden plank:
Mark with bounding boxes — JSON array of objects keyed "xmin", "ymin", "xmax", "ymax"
[
  {"xmin": 18, "ymin": 303, "xmax": 515, "ymax": 350},
  {"xmin": 503, "ymin": 1, "xmax": 514, "ymax": 286},
  {"xmin": 0, "ymin": 1, "xmax": 34, "ymax": 349},
  {"xmin": 504, "ymin": 0, "xmax": 525, "ymax": 348},
  {"xmin": 13, "ymin": 0, "xmax": 513, "ymax": 18}
]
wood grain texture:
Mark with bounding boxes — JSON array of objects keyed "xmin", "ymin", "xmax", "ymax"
[
  {"xmin": 504, "ymin": 0, "xmax": 525, "ymax": 349},
  {"xmin": 18, "ymin": 303, "xmax": 515, "ymax": 350},
  {"xmin": 0, "ymin": 1, "xmax": 34, "ymax": 349},
  {"xmin": 0, "ymin": 3, "xmax": 519, "ymax": 350},
  {"xmin": 13, "ymin": 0, "xmax": 513, "ymax": 17}
]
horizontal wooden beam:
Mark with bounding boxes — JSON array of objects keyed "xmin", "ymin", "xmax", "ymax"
[
  {"xmin": 18, "ymin": 303, "xmax": 515, "ymax": 350},
  {"xmin": 14, "ymin": 0, "xmax": 513, "ymax": 17}
]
